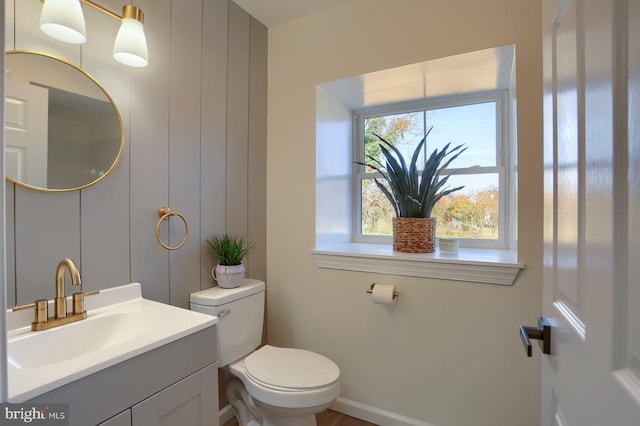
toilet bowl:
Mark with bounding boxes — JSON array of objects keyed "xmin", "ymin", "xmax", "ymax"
[
  {"xmin": 226, "ymin": 345, "xmax": 340, "ymax": 426},
  {"xmin": 190, "ymin": 280, "xmax": 341, "ymax": 426}
]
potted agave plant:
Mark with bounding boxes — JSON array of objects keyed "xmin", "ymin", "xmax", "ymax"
[
  {"xmin": 357, "ymin": 127, "xmax": 466, "ymax": 253},
  {"xmin": 206, "ymin": 234, "xmax": 256, "ymax": 288}
]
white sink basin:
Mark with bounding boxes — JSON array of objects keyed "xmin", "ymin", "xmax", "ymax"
[
  {"xmin": 9, "ymin": 311, "xmax": 156, "ymax": 369},
  {"xmin": 7, "ymin": 283, "xmax": 217, "ymax": 402}
]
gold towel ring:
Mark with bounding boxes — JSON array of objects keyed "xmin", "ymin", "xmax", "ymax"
[{"xmin": 155, "ymin": 207, "xmax": 189, "ymax": 250}]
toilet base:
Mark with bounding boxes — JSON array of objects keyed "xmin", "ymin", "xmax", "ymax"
[
  {"xmin": 226, "ymin": 376, "xmax": 334, "ymax": 426},
  {"xmin": 255, "ymin": 399, "xmax": 321, "ymax": 426}
]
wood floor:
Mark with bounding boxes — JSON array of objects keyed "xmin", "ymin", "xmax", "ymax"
[{"xmin": 223, "ymin": 409, "xmax": 377, "ymax": 425}]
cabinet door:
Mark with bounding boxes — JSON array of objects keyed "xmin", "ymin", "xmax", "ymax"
[
  {"xmin": 132, "ymin": 364, "xmax": 219, "ymax": 426},
  {"xmin": 98, "ymin": 409, "xmax": 131, "ymax": 426}
]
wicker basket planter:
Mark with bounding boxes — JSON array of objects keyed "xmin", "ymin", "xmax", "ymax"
[{"xmin": 392, "ymin": 217, "xmax": 436, "ymax": 253}]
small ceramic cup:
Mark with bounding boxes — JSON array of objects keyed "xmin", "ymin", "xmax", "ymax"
[{"xmin": 438, "ymin": 238, "xmax": 459, "ymax": 253}]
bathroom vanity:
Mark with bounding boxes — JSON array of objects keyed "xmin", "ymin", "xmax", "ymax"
[
  {"xmin": 7, "ymin": 283, "xmax": 219, "ymax": 426},
  {"xmin": 31, "ymin": 327, "xmax": 218, "ymax": 426}
]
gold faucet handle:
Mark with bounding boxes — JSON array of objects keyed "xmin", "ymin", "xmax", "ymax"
[
  {"xmin": 34, "ymin": 299, "xmax": 48, "ymax": 324},
  {"xmin": 72, "ymin": 290, "xmax": 100, "ymax": 316},
  {"xmin": 72, "ymin": 292, "xmax": 85, "ymax": 316},
  {"xmin": 13, "ymin": 299, "xmax": 49, "ymax": 325}
]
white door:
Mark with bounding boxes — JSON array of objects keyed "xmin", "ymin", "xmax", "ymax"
[
  {"xmin": 539, "ymin": 0, "xmax": 640, "ymax": 424},
  {"xmin": 5, "ymin": 78, "xmax": 48, "ymax": 188}
]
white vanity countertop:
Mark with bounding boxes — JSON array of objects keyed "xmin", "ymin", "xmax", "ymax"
[{"xmin": 7, "ymin": 283, "xmax": 217, "ymax": 402}]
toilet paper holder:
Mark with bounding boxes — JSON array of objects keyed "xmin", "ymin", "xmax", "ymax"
[{"xmin": 366, "ymin": 283, "xmax": 399, "ymax": 299}]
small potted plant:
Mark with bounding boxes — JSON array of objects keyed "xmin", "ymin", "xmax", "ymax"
[
  {"xmin": 356, "ymin": 127, "xmax": 466, "ymax": 253},
  {"xmin": 206, "ymin": 234, "xmax": 256, "ymax": 288}
]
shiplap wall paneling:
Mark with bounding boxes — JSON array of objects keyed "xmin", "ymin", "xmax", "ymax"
[
  {"xmin": 5, "ymin": 0, "xmax": 15, "ymax": 306},
  {"xmin": 129, "ymin": 0, "xmax": 172, "ymax": 304},
  {"xmin": 5, "ymin": 0, "xmax": 13, "ymax": 51},
  {"xmin": 1, "ymin": 0, "xmax": 6, "ymax": 401},
  {"xmin": 6, "ymin": 184, "xmax": 15, "ymax": 306},
  {"xmin": 199, "ymin": 0, "xmax": 229, "ymax": 290},
  {"xmin": 226, "ymin": 1, "xmax": 250, "ymax": 251},
  {"xmin": 247, "ymin": 17, "xmax": 267, "ymax": 282},
  {"xmin": 168, "ymin": 0, "xmax": 204, "ymax": 308},
  {"xmin": 14, "ymin": 189, "xmax": 81, "ymax": 305},
  {"xmin": 80, "ymin": 1, "xmax": 131, "ymax": 291}
]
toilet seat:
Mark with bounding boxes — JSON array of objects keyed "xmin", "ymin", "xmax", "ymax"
[
  {"xmin": 228, "ymin": 345, "xmax": 341, "ymax": 409},
  {"xmin": 244, "ymin": 345, "xmax": 340, "ymax": 391}
]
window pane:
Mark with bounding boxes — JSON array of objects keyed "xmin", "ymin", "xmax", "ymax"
[
  {"xmin": 363, "ymin": 111, "xmax": 425, "ymax": 171},
  {"xmin": 432, "ymin": 174, "xmax": 500, "ymax": 240},
  {"xmin": 358, "ymin": 97, "xmax": 504, "ymax": 245},
  {"xmin": 426, "ymin": 102, "xmax": 497, "ymax": 168},
  {"xmin": 361, "ymin": 174, "xmax": 500, "ymax": 240},
  {"xmin": 361, "ymin": 178, "xmax": 393, "ymax": 236}
]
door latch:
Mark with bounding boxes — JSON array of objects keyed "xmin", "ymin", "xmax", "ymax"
[{"xmin": 519, "ymin": 317, "xmax": 551, "ymax": 357}]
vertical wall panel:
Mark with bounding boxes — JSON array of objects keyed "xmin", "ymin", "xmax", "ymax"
[
  {"xmin": 5, "ymin": 184, "xmax": 14, "ymax": 306},
  {"xmin": 15, "ymin": 189, "xmax": 80, "ymax": 305},
  {"xmin": 80, "ymin": 3, "xmax": 130, "ymax": 291},
  {"xmin": 5, "ymin": 1, "xmax": 14, "ymax": 308},
  {"xmin": 200, "ymin": 0, "xmax": 229, "ymax": 290},
  {"xmin": 0, "ymin": 0, "xmax": 6, "ymax": 400},
  {"xmin": 5, "ymin": 0, "xmax": 13, "ymax": 50},
  {"xmin": 130, "ymin": 0, "xmax": 172, "ymax": 303},
  {"xmin": 168, "ymin": 0, "xmax": 203, "ymax": 308},
  {"xmin": 247, "ymin": 18, "xmax": 267, "ymax": 281},
  {"xmin": 226, "ymin": 2, "xmax": 250, "ymax": 240}
]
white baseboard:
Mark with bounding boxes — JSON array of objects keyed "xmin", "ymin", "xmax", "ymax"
[
  {"xmin": 219, "ymin": 404, "xmax": 235, "ymax": 425},
  {"xmin": 220, "ymin": 398, "xmax": 433, "ymax": 426},
  {"xmin": 330, "ymin": 397, "xmax": 434, "ymax": 426}
]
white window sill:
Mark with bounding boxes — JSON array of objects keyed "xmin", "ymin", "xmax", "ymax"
[{"xmin": 311, "ymin": 243, "xmax": 524, "ymax": 286}]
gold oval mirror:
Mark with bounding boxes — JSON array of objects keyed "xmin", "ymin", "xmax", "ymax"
[{"xmin": 5, "ymin": 51, "xmax": 123, "ymax": 191}]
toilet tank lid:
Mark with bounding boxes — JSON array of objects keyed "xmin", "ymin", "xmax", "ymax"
[{"xmin": 190, "ymin": 279, "xmax": 265, "ymax": 306}]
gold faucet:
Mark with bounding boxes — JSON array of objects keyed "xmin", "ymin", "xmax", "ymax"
[
  {"xmin": 55, "ymin": 258, "xmax": 82, "ymax": 319},
  {"xmin": 10, "ymin": 259, "xmax": 101, "ymax": 330},
  {"xmin": 30, "ymin": 258, "xmax": 87, "ymax": 331}
]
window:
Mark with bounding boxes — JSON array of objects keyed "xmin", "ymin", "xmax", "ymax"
[
  {"xmin": 314, "ymin": 46, "xmax": 522, "ymax": 285},
  {"xmin": 354, "ymin": 92, "xmax": 509, "ymax": 248}
]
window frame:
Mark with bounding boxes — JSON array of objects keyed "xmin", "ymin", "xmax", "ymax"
[{"xmin": 353, "ymin": 90, "xmax": 511, "ymax": 249}]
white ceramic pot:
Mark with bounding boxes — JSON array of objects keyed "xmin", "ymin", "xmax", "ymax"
[
  {"xmin": 438, "ymin": 237, "xmax": 459, "ymax": 253},
  {"xmin": 212, "ymin": 264, "xmax": 245, "ymax": 288}
]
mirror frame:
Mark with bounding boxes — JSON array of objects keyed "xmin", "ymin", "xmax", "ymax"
[{"xmin": 5, "ymin": 50, "xmax": 124, "ymax": 192}]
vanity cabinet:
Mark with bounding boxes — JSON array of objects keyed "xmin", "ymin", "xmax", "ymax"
[
  {"xmin": 98, "ymin": 364, "xmax": 218, "ymax": 426},
  {"xmin": 131, "ymin": 363, "xmax": 218, "ymax": 425},
  {"xmin": 29, "ymin": 325, "xmax": 219, "ymax": 426}
]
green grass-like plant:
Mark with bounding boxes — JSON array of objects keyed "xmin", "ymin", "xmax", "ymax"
[
  {"xmin": 206, "ymin": 234, "xmax": 256, "ymax": 266},
  {"xmin": 356, "ymin": 127, "xmax": 467, "ymax": 218}
]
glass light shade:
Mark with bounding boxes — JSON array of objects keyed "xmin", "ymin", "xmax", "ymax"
[
  {"xmin": 113, "ymin": 18, "xmax": 149, "ymax": 67},
  {"xmin": 40, "ymin": 0, "xmax": 87, "ymax": 44}
]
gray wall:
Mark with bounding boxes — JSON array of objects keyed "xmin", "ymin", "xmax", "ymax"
[{"xmin": 5, "ymin": 0, "xmax": 267, "ymax": 308}]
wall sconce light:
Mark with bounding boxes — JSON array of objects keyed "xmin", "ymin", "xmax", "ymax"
[{"xmin": 39, "ymin": 0, "xmax": 149, "ymax": 67}]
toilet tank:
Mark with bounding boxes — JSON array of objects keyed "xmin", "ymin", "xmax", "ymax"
[{"xmin": 190, "ymin": 279, "xmax": 265, "ymax": 367}]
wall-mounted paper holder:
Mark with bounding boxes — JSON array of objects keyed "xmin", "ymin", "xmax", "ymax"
[{"xmin": 366, "ymin": 283, "xmax": 399, "ymax": 299}]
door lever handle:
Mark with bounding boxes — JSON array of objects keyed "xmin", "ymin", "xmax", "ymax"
[{"xmin": 519, "ymin": 317, "xmax": 551, "ymax": 357}]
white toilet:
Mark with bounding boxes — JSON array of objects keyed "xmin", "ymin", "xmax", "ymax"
[{"xmin": 190, "ymin": 279, "xmax": 341, "ymax": 426}]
